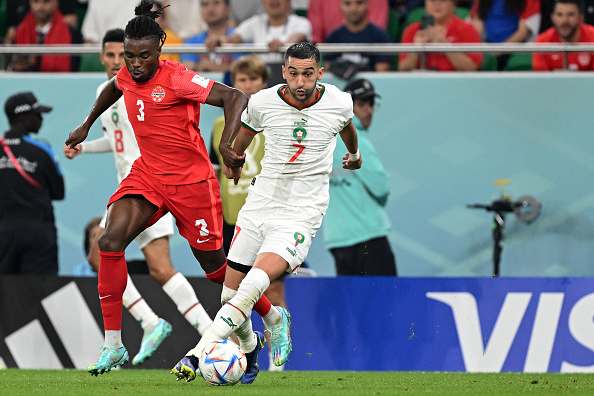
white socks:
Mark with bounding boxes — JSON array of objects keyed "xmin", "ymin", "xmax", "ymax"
[
  {"xmin": 122, "ymin": 274, "xmax": 159, "ymax": 331},
  {"xmin": 262, "ymin": 306, "xmax": 282, "ymax": 330},
  {"xmin": 105, "ymin": 330, "xmax": 122, "ymax": 347},
  {"xmin": 163, "ymin": 272, "xmax": 213, "ymax": 335},
  {"xmin": 187, "ymin": 268, "xmax": 270, "ymax": 357}
]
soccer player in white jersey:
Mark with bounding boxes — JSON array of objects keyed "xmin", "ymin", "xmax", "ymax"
[
  {"xmin": 173, "ymin": 42, "xmax": 362, "ymax": 384},
  {"xmin": 63, "ymin": 28, "xmax": 213, "ymax": 365}
]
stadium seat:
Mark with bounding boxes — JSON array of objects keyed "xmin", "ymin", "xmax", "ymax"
[
  {"xmin": 0, "ymin": 0, "xmax": 7, "ymax": 41},
  {"xmin": 79, "ymin": 54, "xmax": 104, "ymax": 72},
  {"xmin": 503, "ymin": 53, "xmax": 532, "ymax": 71},
  {"xmin": 480, "ymin": 53, "xmax": 498, "ymax": 71}
]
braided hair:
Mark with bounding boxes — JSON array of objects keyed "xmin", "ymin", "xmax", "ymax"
[{"xmin": 124, "ymin": 0, "xmax": 167, "ymax": 46}]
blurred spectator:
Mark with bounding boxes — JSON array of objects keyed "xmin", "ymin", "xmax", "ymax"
[
  {"xmin": 229, "ymin": 0, "xmax": 265, "ymax": 26},
  {"xmin": 207, "ymin": 0, "xmax": 311, "ymax": 64},
  {"xmin": 0, "ymin": 92, "xmax": 64, "ymax": 275},
  {"xmin": 10, "ymin": 0, "xmax": 82, "ymax": 72},
  {"xmin": 533, "ymin": 0, "xmax": 594, "ymax": 71},
  {"xmin": 309, "ymin": 0, "xmax": 388, "ymax": 43},
  {"xmin": 181, "ymin": 0, "xmax": 237, "ymax": 72},
  {"xmin": 153, "ymin": 1, "xmax": 183, "ymax": 62},
  {"xmin": 81, "ymin": 0, "xmax": 136, "ymax": 43},
  {"xmin": 324, "ymin": 79, "xmax": 397, "ymax": 276},
  {"xmin": 542, "ymin": 0, "xmax": 593, "ymax": 31},
  {"xmin": 399, "ymin": 0, "xmax": 482, "ymax": 71},
  {"xmin": 324, "ymin": 0, "xmax": 392, "ymax": 76},
  {"xmin": 470, "ymin": 0, "xmax": 541, "ymax": 69},
  {"xmin": 541, "ymin": 0, "xmax": 594, "ymax": 32},
  {"xmin": 163, "ymin": 0, "xmax": 207, "ymax": 40},
  {"xmin": 3, "ymin": 0, "xmax": 78, "ymax": 44}
]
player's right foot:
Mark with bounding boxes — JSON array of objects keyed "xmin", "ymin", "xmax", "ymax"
[
  {"xmin": 132, "ymin": 319, "xmax": 172, "ymax": 365},
  {"xmin": 267, "ymin": 306, "xmax": 293, "ymax": 366},
  {"xmin": 171, "ymin": 355, "xmax": 199, "ymax": 382},
  {"xmin": 241, "ymin": 331, "xmax": 267, "ymax": 385},
  {"xmin": 88, "ymin": 344, "xmax": 129, "ymax": 376}
]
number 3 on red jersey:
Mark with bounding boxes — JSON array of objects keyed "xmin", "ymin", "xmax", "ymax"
[{"xmin": 137, "ymin": 99, "xmax": 145, "ymax": 121}]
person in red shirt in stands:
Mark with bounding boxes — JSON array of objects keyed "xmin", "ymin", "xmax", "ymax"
[
  {"xmin": 11, "ymin": 0, "xmax": 82, "ymax": 71},
  {"xmin": 66, "ymin": 0, "xmax": 280, "ymax": 381},
  {"xmin": 399, "ymin": 0, "xmax": 483, "ymax": 71},
  {"xmin": 308, "ymin": 0, "xmax": 388, "ymax": 43},
  {"xmin": 533, "ymin": 0, "xmax": 594, "ymax": 71}
]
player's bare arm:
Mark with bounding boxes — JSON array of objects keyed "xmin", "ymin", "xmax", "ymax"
[
  {"xmin": 65, "ymin": 77, "xmax": 123, "ymax": 148},
  {"xmin": 339, "ymin": 121, "xmax": 363, "ymax": 170},
  {"xmin": 204, "ymin": 81, "xmax": 248, "ymax": 170},
  {"xmin": 222, "ymin": 128, "xmax": 257, "ymax": 185}
]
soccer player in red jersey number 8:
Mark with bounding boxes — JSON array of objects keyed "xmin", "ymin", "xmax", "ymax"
[{"xmin": 65, "ymin": 0, "xmax": 278, "ymax": 380}]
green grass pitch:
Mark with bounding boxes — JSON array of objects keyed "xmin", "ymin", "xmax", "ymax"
[{"xmin": 2, "ymin": 369, "xmax": 594, "ymax": 395}]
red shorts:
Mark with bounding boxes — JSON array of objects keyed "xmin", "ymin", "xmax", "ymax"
[{"xmin": 108, "ymin": 163, "xmax": 223, "ymax": 251}]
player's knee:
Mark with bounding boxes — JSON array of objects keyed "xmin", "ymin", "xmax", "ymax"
[
  {"xmin": 221, "ymin": 284, "xmax": 237, "ymax": 306},
  {"xmin": 98, "ymin": 232, "xmax": 125, "ymax": 252},
  {"xmin": 148, "ymin": 265, "xmax": 176, "ymax": 286}
]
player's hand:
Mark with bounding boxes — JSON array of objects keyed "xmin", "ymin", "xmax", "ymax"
[
  {"xmin": 222, "ymin": 163, "xmax": 243, "ymax": 185},
  {"xmin": 220, "ymin": 144, "xmax": 246, "ymax": 169},
  {"xmin": 65, "ymin": 124, "xmax": 90, "ymax": 148},
  {"xmin": 63, "ymin": 143, "xmax": 81, "ymax": 159},
  {"xmin": 342, "ymin": 152, "xmax": 362, "ymax": 170}
]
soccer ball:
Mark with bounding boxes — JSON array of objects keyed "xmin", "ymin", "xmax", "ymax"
[{"xmin": 199, "ymin": 340, "xmax": 247, "ymax": 386}]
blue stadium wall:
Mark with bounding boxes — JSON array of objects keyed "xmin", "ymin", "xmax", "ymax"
[{"xmin": 1, "ymin": 72, "xmax": 593, "ymax": 277}]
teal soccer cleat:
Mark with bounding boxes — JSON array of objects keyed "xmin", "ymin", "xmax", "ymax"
[
  {"xmin": 267, "ymin": 306, "xmax": 292, "ymax": 366},
  {"xmin": 88, "ymin": 344, "xmax": 129, "ymax": 376},
  {"xmin": 171, "ymin": 355, "xmax": 200, "ymax": 382},
  {"xmin": 241, "ymin": 331, "xmax": 267, "ymax": 384},
  {"xmin": 132, "ymin": 319, "xmax": 172, "ymax": 365}
]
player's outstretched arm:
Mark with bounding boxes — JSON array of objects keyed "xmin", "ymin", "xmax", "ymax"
[
  {"xmin": 65, "ymin": 77, "xmax": 123, "ymax": 148},
  {"xmin": 339, "ymin": 121, "xmax": 363, "ymax": 170},
  {"xmin": 204, "ymin": 81, "xmax": 248, "ymax": 170}
]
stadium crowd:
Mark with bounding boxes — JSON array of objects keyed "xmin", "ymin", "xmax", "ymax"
[{"xmin": 2, "ymin": 0, "xmax": 594, "ymax": 73}]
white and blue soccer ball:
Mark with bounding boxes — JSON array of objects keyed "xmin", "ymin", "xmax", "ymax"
[{"xmin": 199, "ymin": 340, "xmax": 247, "ymax": 386}]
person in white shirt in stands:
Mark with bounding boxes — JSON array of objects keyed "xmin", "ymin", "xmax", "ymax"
[{"xmin": 205, "ymin": 0, "xmax": 312, "ymax": 64}]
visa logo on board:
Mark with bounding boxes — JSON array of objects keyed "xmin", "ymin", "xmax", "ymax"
[{"xmin": 427, "ymin": 292, "xmax": 594, "ymax": 373}]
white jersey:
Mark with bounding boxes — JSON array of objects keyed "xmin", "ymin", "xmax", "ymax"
[
  {"xmin": 241, "ymin": 83, "xmax": 353, "ymax": 212},
  {"xmin": 82, "ymin": 81, "xmax": 141, "ymax": 183}
]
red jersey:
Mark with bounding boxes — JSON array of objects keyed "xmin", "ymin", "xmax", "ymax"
[
  {"xmin": 399, "ymin": 17, "xmax": 483, "ymax": 71},
  {"xmin": 116, "ymin": 60, "xmax": 215, "ymax": 185},
  {"xmin": 533, "ymin": 24, "xmax": 594, "ymax": 71}
]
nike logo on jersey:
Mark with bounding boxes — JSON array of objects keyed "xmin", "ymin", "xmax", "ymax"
[
  {"xmin": 99, "ymin": 295, "xmax": 111, "ymax": 300},
  {"xmin": 196, "ymin": 238, "xmax": 213, "ymax": 244}
]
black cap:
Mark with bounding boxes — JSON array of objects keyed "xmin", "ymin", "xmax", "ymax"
[
  {"xmin": 5, "ymin": 92, "xmax": 53, "ymax": 118},
  {"xmin": 343, "ymin": 79, "xmax": 381, "ymax": 100}
]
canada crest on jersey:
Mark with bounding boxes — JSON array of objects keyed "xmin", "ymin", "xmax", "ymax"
[{"xmin": 151, "ymin": 86, "xmax": 165, "ymax": 102}]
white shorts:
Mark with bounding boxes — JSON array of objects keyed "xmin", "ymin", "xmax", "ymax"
[
  {"xmin": 227, "ymin": 193, "xmax": 323, "ymax": 274},
  {"xmin": 100, "ymin": 211, "xmax": 174, "ymax": 250}
]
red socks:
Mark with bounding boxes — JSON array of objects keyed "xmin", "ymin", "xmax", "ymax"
[
  {"xmin": 205, "ymin": 261, "xmax": 272, "ymax": 317},
  {"xmin": 98, "ymin": 250, "xmax": 128, "ymax": 330}
]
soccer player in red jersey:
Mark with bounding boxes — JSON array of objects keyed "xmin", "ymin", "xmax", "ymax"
[{"xmin": 65, "ymin": 0, "xmax": 276, "ymax": 377}]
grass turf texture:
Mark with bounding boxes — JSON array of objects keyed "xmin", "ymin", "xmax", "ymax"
[{"xmin": 1, "ymin": 369, "xmax": 594, "ymax": 395}]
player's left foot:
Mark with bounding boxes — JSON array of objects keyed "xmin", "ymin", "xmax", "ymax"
[
  {"xmin": 241, "ymin": 331, "xmax": 266, "ymax": 385},
  {"xmin": 132, "ymin": 318, "xmax": 172, "ymax": 365},
  {"xmin": 266, "ymin": 306, "xmax": 292, "ymax": 366},
  {"xmin": 171, "ymin": 355, "xmax": 200, "ymax": 382},
  {"xmin": 88, "ymin": 344, "xmax": 129, "ymax": 376}
]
